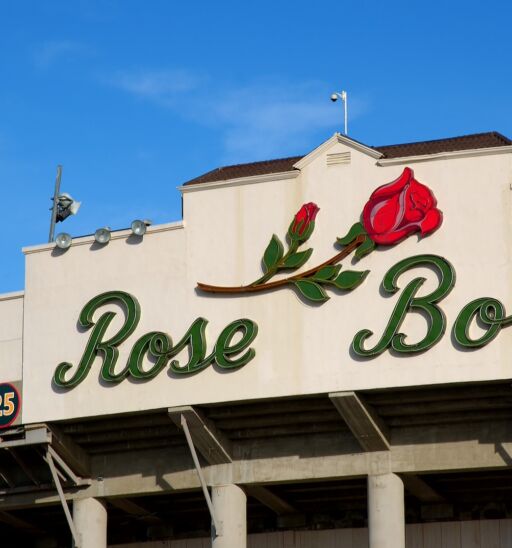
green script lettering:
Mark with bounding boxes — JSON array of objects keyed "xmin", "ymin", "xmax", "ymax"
[
  {"xmin": 54, "ymin": 291, "xmax": 141, "ymax": 388},
  {"xmin": 169, "ymin": 318, "xmax": 212, "ymax": 374},
  {"xmin": 453, "ymin": 297, "xmax": 512, "ymax": 348},
  {"xmin": 53, "ymin": 291, "xmax": 258, "ymax": 389},
  {"xmin": 127, "ymin": 331, "xmax": 172, "ymax": 380},
  {"xmin": 215, "ymin": 319, "xmax": 258, "ymax": 369},
  {"xmin": 352, "ymin": 254, "xmax": 456, "ymax": 358}
]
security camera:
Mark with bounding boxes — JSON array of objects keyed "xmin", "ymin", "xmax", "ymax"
[{"xmin": 330, "ymin": 93, "xmax": 338, "ymax": 102}]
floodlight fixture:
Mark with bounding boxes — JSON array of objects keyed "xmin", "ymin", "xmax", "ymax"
[
  {"xmin": 55, "ymin": 193, "xmax": 81, "ymax": 221},
  {"xmin": 55, "ymin": 232, "xmax": 72, "ymax": 250},
  {"xmin": 94, "ymin": 227, "xmax": 111, "ymax": 245},
  {"xmin": 130, "ymin": 219, "xmax": 150, "ymax": 237}
]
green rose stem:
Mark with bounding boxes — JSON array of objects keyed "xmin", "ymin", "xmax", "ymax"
[
  {"xmin": 197, "ymin": 234, "xmax": 366, "ymax": 294},
  {"xmin": 249, "ymin": 240, "xmax": 299, "ymax": 286}
]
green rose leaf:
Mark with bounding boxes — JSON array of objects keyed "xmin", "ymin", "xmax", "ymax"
[
  {"xmin": 312, "ymin": 264, "xmax": 341, "ymax": 281},
  {"xmin": 332, "ymin": 269, "xmax": 369, "ymax": 290},
  {"xmin": 355, "ymin": 236, "xmax": 376, "ymax": 260},
  {"xmin": 282, "ymin": 248, "xmax": 313, "ymax": 269},
  {"xmin": 263, "ymin": 234, "xmax": 284, "ymax": 272},
  {"xmin": 294, "ymin": 280, "xmax": 329, "ymax": 303},
  {"xmin": 337, "ymin": 222, "xmax": 366, "ymax": 246}
]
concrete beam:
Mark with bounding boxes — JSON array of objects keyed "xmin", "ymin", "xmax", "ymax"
[
  {"xmin": 5, "ymin": 448, "xmax": 41, "ymax": 486},
  {"xmin": 1, "ymin": 420, "xmax": 511, "ymax": 510},
  {"xmin": 0, "ymin": 510, "xmax": 45, "ymax": 534},
  {"xmin": 420, "ymin": 503, "xmax": 454, "ymax": 521},
  {"xmin": 169, "ymin": 406, "xmax": 232, "ymax": 465},
  {"xmin": 60, "ymin": 414, "xmax": 173, "ymax": 435},
  {"xmin": 108, "ymin": 497, "xmax": 162, "ymax": 524},
  {"xmin": 245, "ymin": 485, "xmax": 296, "ymax": 516},
  {"xmin": 400, "ymin": 474, "xmax": 445, "ymax": 503},
  {"xmin": 0, "ymin": 471, "xmax": 15, "ymax": 488},
  {"xmin": 388, "ymin": 410, "xmax": 512, "ymax": 427},
  {"xmin": 47, "ymin": 424, "xmax": 90, "ymax": 478},
  {"xmin": 329, "ymin": 391, "xmax": 390, "ymax": 451},
  {"xmin": 0, "ymin": 425, "xmax": 49, "ymax": 449},
  {"xmin": 363, "ymin": 384, "xmax": 512, "ymax": 405}
]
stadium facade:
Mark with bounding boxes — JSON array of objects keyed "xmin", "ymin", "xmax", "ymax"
[{"xmin": 1, "ymin": 131, "xmax": 512, "ymax": 547}]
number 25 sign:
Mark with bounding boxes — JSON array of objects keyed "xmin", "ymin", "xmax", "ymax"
[{"xmin": 0, "ymin": 383, "xmax": 21, "ymax": 429}]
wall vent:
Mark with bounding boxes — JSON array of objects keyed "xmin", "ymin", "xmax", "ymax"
[{"xmin": 326, "ymin": 151, "xmax": 351, "ymax": 166}]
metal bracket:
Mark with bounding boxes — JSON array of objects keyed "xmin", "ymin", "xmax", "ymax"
[
  {"xmin": 180, "ymin": 414, "xmax": 221, "ymax": 536},
  {"xmin": 0, "ymin": 425, "xmax": 88, "ymax": 546},
  {"xmin": 46, "ymin": 448, "xmax": 80, "ymax": 547}
]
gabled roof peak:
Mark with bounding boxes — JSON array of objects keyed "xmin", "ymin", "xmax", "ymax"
[
  {"xmin": 292, "ymin": 133, "xmax": 383, "ymax": 171},
  {"xmin": 183, "ymin": 131, "xmax": 511, "ymax": 186}
]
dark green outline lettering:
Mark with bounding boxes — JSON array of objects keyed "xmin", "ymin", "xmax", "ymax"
[
  {"xmin": 53, "ymin": 291, "xmax": 140, "ymax": 388},
  {"xmin": 169, "ymin": 318, "xmax": 214, "ymax": 374},
  {"xmin": 352, "ymin": 255, "xmax": 455, "ymax": 357},
  {"xmin": 127, "ymin": 331, "xmax": 172, "ymax": 379},
  {"xmin": 453, "ymin": 297, "xmax": 512, "ymax": 348},
  {"xmin": 215, "ymin": 319, "xmax": 258, "ymax": 369}
]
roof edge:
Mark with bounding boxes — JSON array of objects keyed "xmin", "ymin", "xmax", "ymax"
[
  {"xmin": 377, "ymin": 144, "xmax": 512, "ymax": 166},
  {"xmin": 180, "ymin": 131, "xmax": 511, "ymax": 187},
  {"xmin": 179, "ymin": 170, "xmax": 300, "ymax": 193},
  {"xmin": 374, "ymin": 131, "xmax": 512, "ymax": 152},
  {"xmin": 183, "ymin": 155, "xmax": 302, "ymax": 186}
]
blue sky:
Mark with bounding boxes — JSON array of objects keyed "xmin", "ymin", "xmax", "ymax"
[{"xmin": 1, "ymin": 0, "xmax": 511, "ymax": 292}]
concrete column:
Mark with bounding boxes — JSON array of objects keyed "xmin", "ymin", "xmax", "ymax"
[
  {"xmin": 73, "ymin": 497, "xmax": 107, "ymax": 548},
  {"xmin": 368, "ymin": 473, "xmax": 405, "ymax": 548},
  {"xmin": 212, "ymin": 484, "xmax": 246, "ymax": 548}
]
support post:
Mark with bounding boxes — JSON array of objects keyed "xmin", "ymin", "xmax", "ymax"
[
  {"xmin": 46, "ymin": 449, "xmax": 80, "ymax": 547},
  {"xmin": 212, "ymin": 484, "xmax": 246, "ymax": 548},
  {"xmin": 368, "ymin": 473, "xmax": 405, "ymax": 548},
  {"xmin": 73, "ymin": 498, "xmax": 107, "ymax": 548},
  {"xmin": 48, "ymin": 165, "xmax": 62, "ymax": 243},
  {"xmin": 180, "ymin": 414, "xmax": 220, "ymax": 533}
]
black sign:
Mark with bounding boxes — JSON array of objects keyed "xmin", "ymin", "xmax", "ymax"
[{"xmin": 0, "ymin": 383, "xmax": 20, "ymax": 428}]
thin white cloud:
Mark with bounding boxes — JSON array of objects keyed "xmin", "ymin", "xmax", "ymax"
[
  {"xmin": 108, "ymin": 70, "xmax": 369, "ymax": 162},
  {"xmin": 33, "ymin": 40, "xmax": 90, "ymax": 69},
  {"xmin": 208, "ymin": 83, "xmax": 369, "ymax": 161},
  {"xmin": 110, "ymin": 69, "xmax": 201, "ymax": 103},
  {"xmin": 209, "ymin": 85, "xmax": 333, "ymax": 160}
]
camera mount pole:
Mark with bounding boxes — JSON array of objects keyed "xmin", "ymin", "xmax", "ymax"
[{"xmin": 48, "ymin": 165, "xmax": 63, "ymax": 243}]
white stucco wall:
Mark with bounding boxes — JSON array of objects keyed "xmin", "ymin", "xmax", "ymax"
[
  {"xmin": 0, "ymin": 291, "xmax": 23, "ymax": 382},
  {"xmin": 10, "ymin": 136, "xmax": 512, "ymax": 423}
]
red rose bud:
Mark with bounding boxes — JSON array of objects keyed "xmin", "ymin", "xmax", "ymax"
[
  {"xmin": 362, "ymin": 168, "xmax": 442, "ymax": 245},
  {"xmin": 289, "ymin": 202, "xmax": 320, "ymax": 241}
]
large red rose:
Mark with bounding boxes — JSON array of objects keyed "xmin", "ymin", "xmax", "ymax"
[{"xmin": 362, "ymin": 168, "xmax": 442, "ymax": 245}]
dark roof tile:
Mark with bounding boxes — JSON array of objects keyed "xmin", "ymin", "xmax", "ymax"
[
  {"xmin": 183, "ymin": 132, "xmax": 511, "ymax": 186},
  {"xmin": 183, "ymin": 156, "xmax": 302, "ymax": 186},
  {"xmin": 374, "ymin": 131, "xmax": 511, "ymax": 159}
]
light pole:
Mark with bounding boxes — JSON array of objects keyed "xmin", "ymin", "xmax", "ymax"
[
  {"xmin": 48, "ymin": 166, "xmax": 81, "ymax": 243},
  {"xmin": 330, "ymin": 90, "xmax": 348, "ymax": 135},
  {"xmin": 48, "ymin": 165, "xmax": 63, "ymax": 243}
]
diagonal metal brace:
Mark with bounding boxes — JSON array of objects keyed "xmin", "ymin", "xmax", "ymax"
[
  {"xmin": 180, "ymin": 414, "xmax": 221, "ymax": 535},
  {"xmin": 46, "ymin": 449, "xmax": 80, "ymax": 547}
]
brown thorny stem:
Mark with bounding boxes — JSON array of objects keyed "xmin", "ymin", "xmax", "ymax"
[{"xmin": 196, "ymin": 234, "xmax": 366, "ymax": 294}]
